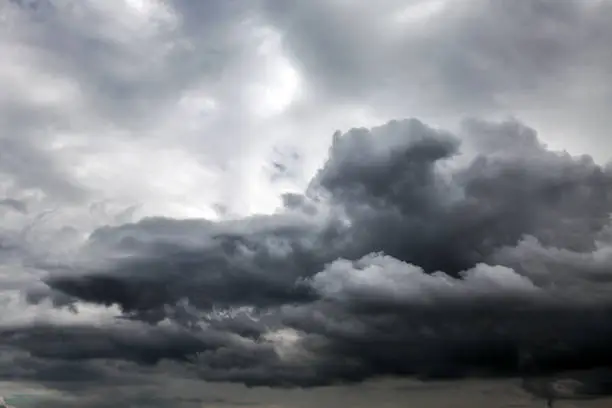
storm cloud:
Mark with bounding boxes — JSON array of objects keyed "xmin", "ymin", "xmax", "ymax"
[
  {"xmin": 4, "ymin": 0, "xmax": 612, "ymax": 406},
  {"xmin": 4, "ymin": 118, "xmax": 603, "ymax": 396}
]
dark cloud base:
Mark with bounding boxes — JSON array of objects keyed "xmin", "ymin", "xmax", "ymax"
[{"xmin": 6, "ymin": 117, "xmax": 612, "ymax": 401}]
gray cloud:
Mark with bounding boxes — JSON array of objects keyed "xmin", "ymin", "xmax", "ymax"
[
  {"xmin": 3, "ymin": 1, "xmax": 612, "ymax": 406},
  {"xmin": 0, "ymin": 199, "xmax": 27, "ymax": 214},
  {"xmin": 262, "ymin": 0, "xmax": 612, "ymax": 159},
  {"xmin": 10, "ymin": 118, "xmax": 607, "ymax": 405},
  {"xmin": 0, "ymin": 137, "xmax": 87, "ymax": 204},
  {"xmin": 264, "ymin": 0, "xmax": 612, "ymax": 105}
]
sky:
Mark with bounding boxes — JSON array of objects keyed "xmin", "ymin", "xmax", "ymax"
[{"xmin": 2, "ymin": 0, "xmax": 612, "ymax": 407}]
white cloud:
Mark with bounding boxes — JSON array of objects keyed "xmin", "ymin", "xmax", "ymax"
[{"xmin": 309, "ymin": 254, "xmax": 539, "ymax": 305}]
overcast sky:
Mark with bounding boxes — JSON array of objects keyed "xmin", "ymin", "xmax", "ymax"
[{"xmin": 2, "ymin": 0, "xmax": 612, "ymax": 407}]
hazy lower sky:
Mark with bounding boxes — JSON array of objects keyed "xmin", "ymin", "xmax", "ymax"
[{"xmin": 2, "ymin": 1, "xmax": 612, "ymax": 407}]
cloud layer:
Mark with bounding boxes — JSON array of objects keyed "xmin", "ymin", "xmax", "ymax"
[
  {"xmin": 4, "ymin": 0, "xmax": 612, "ymax": 406},
  {"xmin": 1, "ymin": 118, "xmax": 608, "ymax": 399}
]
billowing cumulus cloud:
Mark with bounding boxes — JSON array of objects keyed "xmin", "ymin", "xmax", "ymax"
[{"xmin": 5, "ymin": 118, "xmax": 608, "ymax": 402}]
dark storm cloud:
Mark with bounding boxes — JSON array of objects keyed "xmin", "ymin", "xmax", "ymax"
[
  {"xmin": 289, "ymin": 257, "xmax": 612, "ymax": 376},
  {"xmin": 43, "ymin": 215, "xmax": 325, "ymax": 314},
  {"xmin": 0, "ymin": 323, "xmax": 224, "ymax": 364},
  {"xmin": 306, "ymin": 118, "xmax": 612, "ymax": 273},
  {"xmin": 42, "ymin": 119, "xmax": 462, "ymax": 313},
  {"xmin": 3, "ymin": 1, "xmax": 612, "ymax": 407},
  {"xmin": 19, "ymin": 116, "xmax": 612, "ymax": 402}
]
